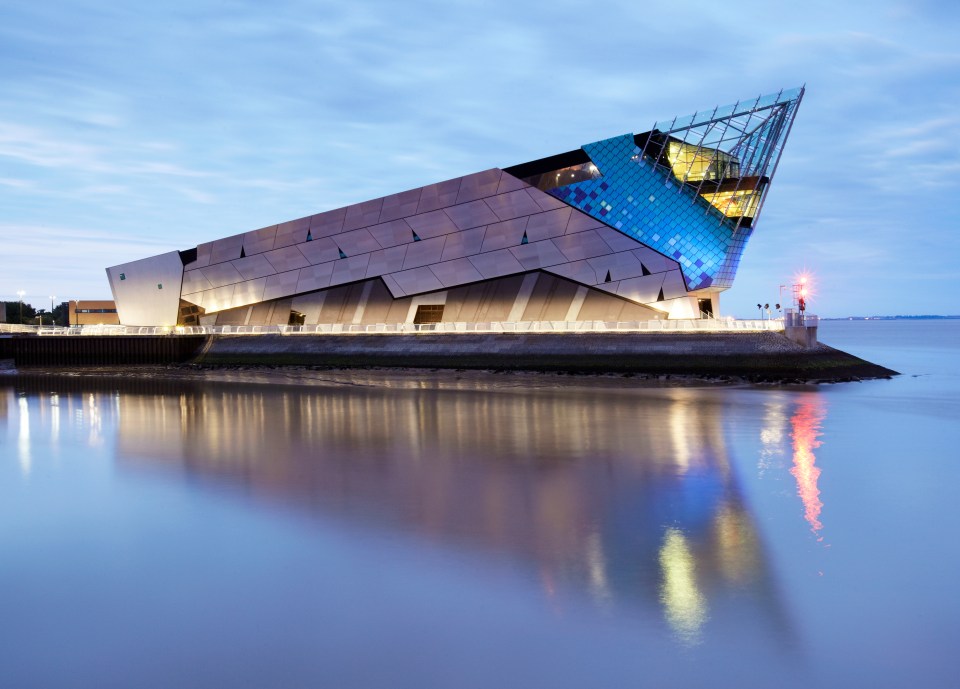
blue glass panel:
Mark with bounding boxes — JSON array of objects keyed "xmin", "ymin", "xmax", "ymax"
[
  {"xmin": 549, "ymin": 134, "xmax": 743, "ymax": 290},
  {"xmin": 552, "ymin": 88, "xmax": 803, "ymax": 292}
]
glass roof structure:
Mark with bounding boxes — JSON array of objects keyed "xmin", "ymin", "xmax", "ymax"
[{"xmin": 531, "ymin": 87, "xmax": 804, "ymax": 290}]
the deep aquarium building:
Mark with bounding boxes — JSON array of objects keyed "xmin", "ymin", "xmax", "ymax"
[{"xmin": 107, "ymin": 88, "xmax": 803, "ymax": 327}]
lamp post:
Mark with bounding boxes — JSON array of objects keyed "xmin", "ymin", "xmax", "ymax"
[
  {"xmin": 16, "ymin": 290, "xmax": 25, "ymax": 324},
  {"xmin": 50, "ymin": 295, "xmax": 56, "ymax": 326}
]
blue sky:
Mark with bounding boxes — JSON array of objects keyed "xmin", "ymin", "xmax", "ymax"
[{"xmin": 2, "ymin": 0, "xmax": 958, "ymax": 317}]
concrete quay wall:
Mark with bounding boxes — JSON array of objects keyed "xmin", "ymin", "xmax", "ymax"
[
  {"xmin": 3, "ymin": 331, "xmax": 895, "ymax": 380},
  {"xmin": 197, "ymin": 331, "xmax": 893, "ymax": 380}
]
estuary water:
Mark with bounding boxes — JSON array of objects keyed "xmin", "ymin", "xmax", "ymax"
[{"xmin": 1, "ymin": 320, "xmax": 958, "ymax": 688}]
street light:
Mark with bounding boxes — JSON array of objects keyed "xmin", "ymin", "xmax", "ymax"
[
  {"xmin": 16, "ymin": 290, "xmax": 25, "ymax": 324},
  {"xmin": 50, "ymin": 295, "xmax": 56, "ymax": 326}
]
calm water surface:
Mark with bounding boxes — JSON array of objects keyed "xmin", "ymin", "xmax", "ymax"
[{"xmin": 1, "ymin": 320, "xmax": 958, "ymax": 688}]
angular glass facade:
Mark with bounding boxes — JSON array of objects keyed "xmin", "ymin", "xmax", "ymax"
[
  {"xmin": 540, "ymin": 87, "xmax": 803, "ymax": 290},
  {"xmin": 107, "ymin": 89, "xmax": 802, "ymax": 326}
]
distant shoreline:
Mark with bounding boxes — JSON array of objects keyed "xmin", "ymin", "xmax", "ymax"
[{"xmin": 819, "ymin": 315, "xmax": 960, "ymax": 321}]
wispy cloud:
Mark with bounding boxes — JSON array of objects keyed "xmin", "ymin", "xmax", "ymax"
[{"xmin": 1, "ymin": 0, "xmax": 958, "ymax": 316}]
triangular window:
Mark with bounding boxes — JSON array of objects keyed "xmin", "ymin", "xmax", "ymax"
[
  {"xmin": 657, "ymin": 287, "xmax": 665, "ymax": 302},
  {"xmin": 306, "ymin": 230, "xmax": 313, "ymax": 242},
  {"xmin": 521, "ymin": 231, "xmax": 529, "ymax": 245},
  {"xmin": 641, "ymin": 263, "xmax": 651, "ymax": 276},
  {"xmin": 604, "ymin": 270, "xmax": 612, "ymax": 283},
  {"xmin": 239, "ymin": 246, "xmax": 246, "ymax": 258},
  {"xmin": 412, "ymin": 231, "xmax": 421, "ymax": 242},
  {"xmin": 338, "ymin": 247, "xmax": 347, "ymax": 259}
]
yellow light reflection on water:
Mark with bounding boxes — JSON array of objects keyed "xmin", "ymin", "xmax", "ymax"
[
  {"xmin": 659, "ymin": 527, "xmax": 707, "ymax": 644},
  {"xmin": 790, "ymin": 398, "xmax": 827, "ymax": 539}
]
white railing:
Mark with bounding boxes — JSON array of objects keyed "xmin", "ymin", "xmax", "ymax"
[
  {"xmin": 0, "ymin": 323, "xmax": 40, "ymax": 334},
  {"xmin": 20, "ymin": 318, "xmax": 785, "ymax": 337}
]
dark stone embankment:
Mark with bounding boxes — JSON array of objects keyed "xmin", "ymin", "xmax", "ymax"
[
  {"xmin": 3, "ymin": 334, "xmax": 206, "ymax": 366},
  {"xmin": 2, "ymin": 331, "xmax": 896, "ymax": 382},
  {"xmin": 193, "ymin": 331, "xmax": 896, "ymax": 382}
]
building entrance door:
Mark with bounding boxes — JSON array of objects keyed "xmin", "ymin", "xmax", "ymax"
[{"xmin": 697, "ymin": 298, "xmax": 714, "ymax": 319}]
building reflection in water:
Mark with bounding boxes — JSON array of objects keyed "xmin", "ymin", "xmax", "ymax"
[
  {"xmin": 790, "ymin": 398, "xmax": 827, "ymax": 540},
  {"xmin": 5, "ymin": 377, "xmax": 808, "ymax": 647}
]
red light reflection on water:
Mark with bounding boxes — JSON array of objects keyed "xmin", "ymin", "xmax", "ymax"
[{"xmin": 789, "ymin": 398, "xmax": 826, "ymax": 539}]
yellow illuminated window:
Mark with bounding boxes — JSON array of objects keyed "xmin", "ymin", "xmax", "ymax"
[
  {"xmin": 700, "ymin": 190, "xmax": 761, "ymax": 218},
  {"xmin": 666, "ymin": 142, "xmax": 739, "ymax": 182}
]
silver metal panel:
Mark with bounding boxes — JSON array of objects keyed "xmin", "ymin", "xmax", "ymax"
[
  {"xmin": 381, "ymin": 273, "xmax": 405, "ymax": 298},
  {"xmin": 199, "ymin": 261, "xmax": 244, "ymax": 289},
  {"xmin": 405, "ymin": 209, "xmax": 459, "ymax": 240},
  {"xmin": 307, "ymin": 207, "xmax": 347, "ymax": 240},
  {"xmin": 105, "ymin": 250, "xmax": 185, "ymax": 326},
  {"xmin": 263, "ymin": 244, "xmax": 310, "ymax": 273},
  {"xmin": 467, "ymin": 249, "xmax": 524, "ymax": 280},
  {"xmin": 455, "ymin": 169, "xmax": 502, "ymax": 204},
  {"xmin": 189, "ymin": 242, "xmax": 213, "ymax": 269},
  {"xmin": 484, "ymin": 189, "xmax": 542, "ymax": 222},
  {"xmin": 552, "ymin": 230, "xmax": 614, "ymax": 263},
  {"xmin": 660, "ymin": 269, "xmax": 689, "ymax": 299},
  {"xmin": 366, "ymin": 245, "xmax": 409, "ymax": 277},
  {"xmin": 368, "ymin": 218, "xmax": 416, "ymax": 248},
  {"xmin": 342, "ymin": 198, "xmax": 383, "ymax": 232},
  {"xmin": 544, "ymin": 260, "xmax": 599, "ymax": 286},
  {"xmin": 496, "ymin": 171, "xmax": 528, "ymax": 194},
  {"xmin": 242, "ymin": 225, "xmax": 278, "ymax": 255},
  {"xmin": 263, "ymin": 269, "xmax": 302, "ymax": 301},
  {"xmin": 232, "ymin": 254, "xmax": 277, "ymax": 281},
  {"xmin": 298, "ymin": 237, "xmax": 342, "ymax": 265},
  {"xmin": 616, "ymin": 273, "xmax": 667, "ymax": 303},
  {"xmin": 443, "ymin": 200, "xmax": 500, "ymax": 231},
  {"xmin": 524, "ymin": 207, "xmax": 571, "ymax": 242},
  {"xmin": 337, "ymin": 228, "xmax": 382, "ymax": 255},
  {"xmin": 402, "ymin": 236, "xmax": 446, "ymax": 270},
  {"xmin": 378, "ymin": 188, "xmax": 422, "ymax": 223},
  {"xmin": 439, "ymin": 226, "xmax": 486, "ymax": 262},
  {"xmin": 593, "ymin": 225, "xmax": 646, "ymax": 252},
  {"xmin": 389, "ymin": 266, "xmax": 445, "ymax": 295},
  {"xmin": 587, "ymin": 251, "xmax": 644, "ymax": 282},
  {"xmin": 631, "ymin": 248, "xmax": 677, "ymax": 274},
  {"xmin": 480, "ymin": 217, "xmax": 528, "ymax": 253},
  {"xmin": 182, "ymin": 268, "xmax": 213, "ymax": 294},
  {"xmin": 509, "ymin": 238, "xmax": 568, "ymax": 270},
  {"xmin": 230, "ymin": 277, "xmax": 268, "ymax": 309},
  {"xmin": 273, "ymin": 217, "xmax": 311, "ymax": 249},
  {"xmin": 429, "ymin": 258, "xmax": 483, "ymax": 287},
  {"xmin": 564, "ymin": 209, "xmax": 607, "ymax": 235},
  {"xmin": 295, "ymin": 262, "xmax": 334, "ymax": 293},
  {"xmin": 416, "ymin": 178, "xmax": 461, "ymax": 214},
  {"xmin": 595, "ymin": 280, "xmax": 621, "ymax": 296},
  {"xmin": 331, "ymin": 254, "xmax": 371, "ymax": 286},
  {"xmin": 181, "ymin": 291, "xmax": 204, "ymax": 308},
  {"xmin": 209, "ymin": 234, "xmax": 244, "ymax": 264},
  {"xmin": 203, "ymin": 283, "xmax": 238, "ymax": 313},
  {"xmin": 525, "ymin": 186, "xmax": 567, "ymax": 212}
]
